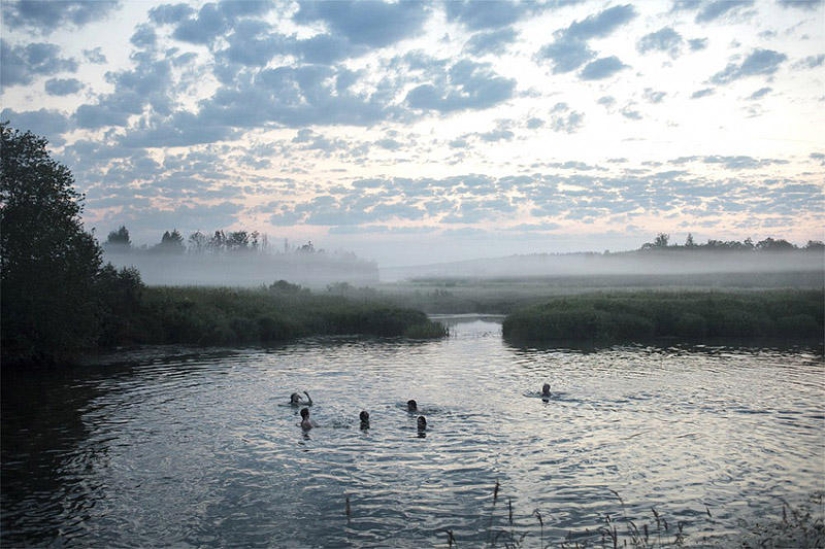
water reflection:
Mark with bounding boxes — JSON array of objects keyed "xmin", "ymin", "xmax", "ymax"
[{"xmin": 1, "ymin": 318, "xmax": 823, "ymax": 548}]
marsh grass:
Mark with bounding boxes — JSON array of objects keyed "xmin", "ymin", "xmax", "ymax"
[
  {"xmin": 502, "ymin": 289, "xmax": 823, "ymax": 345},
  {"xmin": 105, "ymin": 283, "xmax": 447, "ymax": 347}
]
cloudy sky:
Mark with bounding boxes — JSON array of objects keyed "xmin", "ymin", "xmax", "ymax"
[{"xmin": 2, "ymin": 0, "xmax": 823, "ymax": 266}]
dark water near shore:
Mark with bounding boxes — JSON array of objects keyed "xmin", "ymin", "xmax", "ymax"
[{"xmin": 2, "ymin": 316, "xmax": 823, "ymax": 548}]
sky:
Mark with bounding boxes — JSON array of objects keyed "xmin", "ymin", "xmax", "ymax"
[{"xmin": 1, "ymin": 0, "xmax": 823, "ymax": 267}]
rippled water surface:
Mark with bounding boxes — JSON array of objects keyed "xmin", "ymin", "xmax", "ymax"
[{"xmin": 2, "ymin": 317, "xmax": 823, "ymax": 548}]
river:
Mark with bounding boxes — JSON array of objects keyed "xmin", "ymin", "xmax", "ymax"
[{"xmin": 2, "ymin": 316, "xmax": 823, "ymax": 548}]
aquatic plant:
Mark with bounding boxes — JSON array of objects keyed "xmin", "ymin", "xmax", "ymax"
[
  {"xmin": 502, "ymin": 290, "xmax": 823, "ymax": 345},
  {"xmin": 101, "ymin": 285, "xmax": 448, "ymax": 348},
  {"xmin": 442, "ymin": 483, "xmax": 824, "ymax": 548}
]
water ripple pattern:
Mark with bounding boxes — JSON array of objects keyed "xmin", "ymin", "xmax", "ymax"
[{"xmin": 1, "ymin": 317, "xmax": 822, "ymax": 548}]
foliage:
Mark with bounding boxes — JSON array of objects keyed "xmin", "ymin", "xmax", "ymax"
[
  {"xmin": 502, "ymin": 290, "xmax": 824, "ymax": 344},
  {"xmin": 1, "ymin": 123, "xmax": 103, "ymax": 365},
  {"xmin": 114, "ymin": 286, "xmax": 447, "ymax": 346}
]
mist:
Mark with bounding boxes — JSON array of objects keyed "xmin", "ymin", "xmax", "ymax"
[
  {"xmin": 104, "ymin": 250, "xmax": 379, "ymax": 289},
  {"xmin": 103, "ymin": 245, "xmax": 824, "ymax": 290},
  {"xmin": 380, "ymin": 249, "xmax": 825, "ymax": 284}
]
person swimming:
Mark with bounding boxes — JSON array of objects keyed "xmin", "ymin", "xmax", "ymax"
[
  {"xmin": 417, "ymin": 415, "xmax": 427, "ymax": 431},
  {"xmin": 359, "ymin": 410, "xmax": 370, "ymax": 430},
  {"xmin": 541, "ymin": 383, "xmax": 551, "ymax": 399},
  {"xmin": 300, "ymin": 407, "xmax": 316, "ymax": 430},
  {"xmin": 407, "ymin": 399, "xmax": 417, "ymax": 412},
  {"xmin": 290, "ymin": 391, "xmax": 313, "ymax": 406}
]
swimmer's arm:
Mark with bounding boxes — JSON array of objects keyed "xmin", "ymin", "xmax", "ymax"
[{"xmin": 304, "ymin": 391, "xmax": 312, "ymax": 405}]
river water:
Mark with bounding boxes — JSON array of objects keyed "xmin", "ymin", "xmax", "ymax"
[{"xmin": 2, "ymin": 316, "xmax": 823, "ymax": 548}]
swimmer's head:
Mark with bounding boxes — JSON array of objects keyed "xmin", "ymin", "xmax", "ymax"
[
  {"xmin": 542, "ymin": 383, "xmax": 551, "ymax": 397},
  {"xmin": 360, "ymin": 410, "xmax": 370, "ymax": 422},
  {"xmin": 290, "ymin": 392, "xmax": 301, "ymax": 403},
  {"xmin": 417, "ymin": 415, "xmax": 427, "ymax": 430},
  {"xmin": 407, "ymin": 399, "xmax": 417, "ymax": 412},
  {"xmin": 300, "ymin": 407, "xmax": 310, "ymax": 419}
]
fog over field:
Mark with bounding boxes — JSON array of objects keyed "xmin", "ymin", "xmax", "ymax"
[
  {"xmin": 104, "ymin": 245, "xmax": 824, "ymax": 289},
  {"xmin": 381, "ymin": 250, "xmax": 825, "ymax": 282}
]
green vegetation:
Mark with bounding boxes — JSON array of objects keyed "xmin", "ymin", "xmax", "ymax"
[
  {"xmin": 0, "ymin": 124, "xmax": 443, "ymax": 367},
  {"xmin": 502, "ymin": 290, "xmax": 823, "ymax": 345},
  {"xmin": 1, "ymin": 123, "xmax": 105, "ymax": 365},
  {"xmin": 112, "ymin": 281, "xmax": 448, "ymax": 347}
]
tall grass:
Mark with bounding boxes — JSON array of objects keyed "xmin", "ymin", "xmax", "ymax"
[
  {"xmin": 101, "ymin": 283, "xmax": 448, "ymax": 348},
  {"xmin": 502, "ymin": 289, "xmax": 823, "ymax": 345}
]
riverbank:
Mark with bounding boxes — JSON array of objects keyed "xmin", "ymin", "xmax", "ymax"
[
  {"xmin": 99, "ymin": 282, "xmax": 448, "ymax": 349},
  {"xmin": 501, "ymin": 289, "xmax": 823, "ymax": 345}
]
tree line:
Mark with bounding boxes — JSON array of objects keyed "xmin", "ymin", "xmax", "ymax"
[
  {"xmin": 104, "ymin": 225, "xmax": 338, "ymax": 258},
  {"xmin": 640, "ymin": 232, "xmax": 823, "ymax": 252}
]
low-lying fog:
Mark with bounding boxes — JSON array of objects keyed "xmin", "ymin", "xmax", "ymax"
[
  {"xmin": 104, "ymin": 248, "xmax": 824, "ymax": 289},
  {"xmin": 381, "ymin": 250, "xmax": 825, "ymax": 282}
]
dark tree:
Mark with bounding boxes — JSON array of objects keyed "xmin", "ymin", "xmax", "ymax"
[
  {"xmin": 153, "ymin": 229, "xmax": 185, "ymax": 254},
  {"xmin": 1, "ymin": 123, "xmax": 103, "ymax": 365},
  {"xmin": 105, "ymin": 225, "xmax": 132, "ymax": 252}
]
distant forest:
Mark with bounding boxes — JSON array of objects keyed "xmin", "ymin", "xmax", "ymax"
[
  {"xmin": 101, "ymin": 226, "xmax": 379, "ymax": 287},
  {"xmin": 103, "ymin": 225, "xmax": 357, "ymax": 258},
  {"xmin": 637, "ymin": 232, "xmax": 823, "ymax": 253}
]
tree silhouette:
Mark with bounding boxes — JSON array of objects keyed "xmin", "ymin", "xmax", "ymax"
[{"xmin": 1, "ymin": 123, "xmax": 103, "ymax": 365}]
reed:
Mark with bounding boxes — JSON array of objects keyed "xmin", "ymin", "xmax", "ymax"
[
  {"xmin": 101, "ymin": 284, "xmax": 447, "ymax": 348},
  {"xmin": 453, "ymin": 483, "xmax": 825, "ymax": 548},
  {"xmin": 502, "ymin": 289, "xmax": 823, "ymax": 344}
]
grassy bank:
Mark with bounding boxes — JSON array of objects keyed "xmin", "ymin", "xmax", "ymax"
[
  {"xmin": 375, "ymin": 270, "xmax": 824, "ymax": 315},
  {"xmin": 102, "ymin": 282, "xmax": 448, "ymax": 348},
  {"xmin": 501, "ymin": 289, "xmax": 824, "ymax": 345}
]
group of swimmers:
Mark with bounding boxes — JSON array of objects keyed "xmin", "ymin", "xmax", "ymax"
[
  {"xmin": 290, "ymin": 385, "xmax": 552, "ymax": 434},
  {"xmin": 289, "ymin": 391, "xmax": 428, "ymax": 433}
]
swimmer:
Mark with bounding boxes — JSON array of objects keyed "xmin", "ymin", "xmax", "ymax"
[
  {"xmin": 407, "ymin": 399, "xmax": 417, "ymax": 412},
  {"xmin": 417, "ymin": 415, "xmax": 427, "ymax": 432},
  {"xmin": 359, "ymin": 410, "xmax": 370, "ymax": 430},
  {"xmin": 299, "ymin": 407, "xmax": 317, "ymax": 430},
  {"xmin": 290, "ymin": 391, "xmax": 313, "ymax": 406},
  {"xmin": 541, "ymin": 383, "xmax": 551, "ymax": 399}
]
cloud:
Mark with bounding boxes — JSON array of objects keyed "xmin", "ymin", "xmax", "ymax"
[
  {"xmin": 695, "ymin": 0, "xmax": 754, "ymax": 23},
  {"xmin": 406, "ymin": 60, "xmax": 516, "ymax": 113},
  {"xmin": 637, "ymin": 27, "xmax": 683, "ymax": 57},
  {"xmin": 550, "ymin": 103, "xmax": 584, "ymax": 133},
  {"xmin": 44, "ymin": 77, "xmax": 83, "ymax": 96},
  {"xmin": 537, "ymin": 40, "xmax": 595, "ymax": 74},
  {"xmin": 537, "ymin": 4, "xmax": 636, "ymax": 73},
  {"xmin": 0, "ymin": 108, "xmax": 69, "ymax": 144},
  {"xmin": 778, "ymin": 0, "xmax": 821, "ymax": 9},
  {"xmin": 83, "ymin": 47, "xmax": 107, "ymax": 64},
  {"xmin": 580, "ymin": 56, "xmax": 628, "ymax": 80},
  {"xmin": 689, "ymin": 38, "xmax": 708, "ymax": 51},
  {"xmin": 643, "ymin": 88, "xmax": 667, "ymax": 103},
  {"xmin": 710, "ymin": 48, "xmax": 787, "ymax": 84},
  {"xmin": 0, "ymin": 40, "xmax": 78, "ymax": 88},
  {"xmin": 748, "ymin": 87, "xmax": 771, "ymax": 100},
  {"xmin": 565, "ymin": 4, "xmax": 637, "ymax": 41},
  {"xmin": 691, "ymin": 88, "xmax": 714, "ymax": 98},
  {"xmin": 464, "ymin": 28, "xmax": 518, "ymax": 56},
  {"xmin": 445, "ymin": 0, "xmax": 530, "ymax": 30},
  {"xmin": 1, "ymin": 0, "xmax": 120, "ymax": 33},
  {"xmin": 793, "ymin": 54, "xmax": 824, "ymax": 70},
  {"xmin": 294, "ymin": 0, "xmax": 430, "ymax": 49}
]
